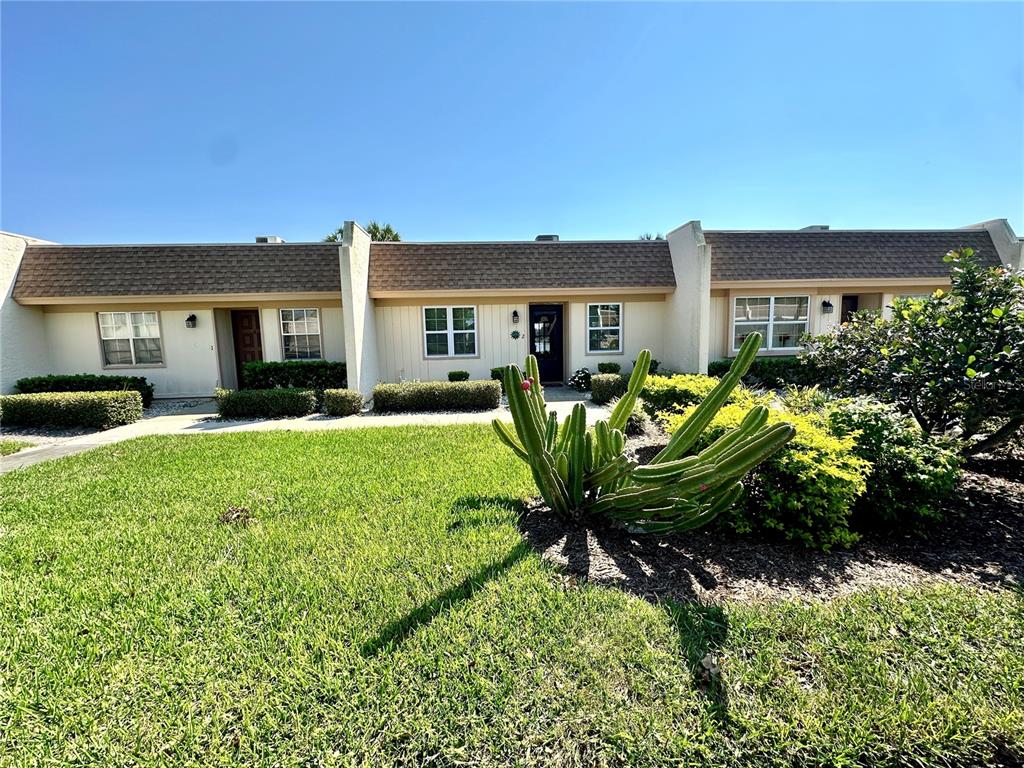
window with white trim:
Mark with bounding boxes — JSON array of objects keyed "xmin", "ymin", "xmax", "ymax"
[
  {"xmin": 587, "ymin": 303, "xmax": 621, "ymax": 353},
  {"xmin": 98, "ymin": 311, "xmax": 163, "ymax": 366},
  {"xmin": 280, "ymin": 308, "xmax": 323, "ymax": 360},
  {"xmin": 732, "ymin": 296, "xmax": 809, "ymax": 351},
  {"xmin": 423, "ymin": 306, "xmax": 476, "ymax": 357}
]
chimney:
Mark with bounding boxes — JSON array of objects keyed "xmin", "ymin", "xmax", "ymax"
[
  {"xmin": 535, "ymin": 234, "xmax": 559, "ymax": 242},
  {"xmin": 799, "ymin": 225, "xmax": 829, "ymax": 232},
  {"xmin": 255, "ymin": 235, "xmax": 285, "ymax": 243}
]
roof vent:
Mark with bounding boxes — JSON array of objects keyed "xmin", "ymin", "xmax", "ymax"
[
  {"xmin": 535, "ymin": 234, "xmax": 559, "ymax": 242},
  {"xmin": 799, "ymin": 225, "xmax": 829, "ymax": 232},
  {"xmin": 255, "ymin": 235, "xmax": 285, "ymax": 244}
]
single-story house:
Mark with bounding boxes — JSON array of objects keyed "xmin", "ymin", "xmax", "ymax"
[{"xmin": 1, "ymin": 219, "xmax": 1021, "ymax": 398}]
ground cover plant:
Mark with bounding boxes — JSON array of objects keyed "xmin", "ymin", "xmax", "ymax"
[
  {"xmin": 0, "ymin": 438, "xmax": 34, "ymax": 456},
  {"xmin": 1, "ymin": 426, "xmax": 1021, "ymax": 767}
]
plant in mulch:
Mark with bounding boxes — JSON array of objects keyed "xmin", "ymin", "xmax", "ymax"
[{"xmin": 492, "ymin": 334, "xmax": 795, "ymax": 533}]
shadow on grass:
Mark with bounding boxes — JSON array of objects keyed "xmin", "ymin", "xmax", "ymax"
[
  {"xmin": 446, "ymin": 494, "xmax": 525, "ymax": 533},
  {"xmin": 665, "ymin": 602, "xmax": 732, "ymax": 727}
]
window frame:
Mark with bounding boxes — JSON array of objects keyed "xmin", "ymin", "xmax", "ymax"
[
  {"xmin": 96, "ymin": 310, "xmax": 166, "ymax": 368},
  {"xmin": 586, "ymin": 302, "xmax": 623, "ymax": 355},
  {"xmin": 279, "ymin": 308, "xmax": 324, "ymax": 361},
  {"xmin": 731, "ymin": 294, "xmax": 810, "ymax": 353},
  {"xmin": 422, "ymin": 305, "xmax": 478, "ymax": 359}
]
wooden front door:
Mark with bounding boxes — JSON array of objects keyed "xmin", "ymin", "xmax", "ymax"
[
  {"xmin": 231, "ymin": 309, "xmax": 263, "ymax": 386},
  {"xmin": 840, "ymin": 295, "xmax": 859, "ymax": 324},
  {"xmin": 529, "ymin": 304, "xmax": 564, "ymax": 384}
]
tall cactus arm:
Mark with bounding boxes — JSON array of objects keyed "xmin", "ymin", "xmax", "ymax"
[
  {"xmin": 492, "ymin": 419, "xmax": 529, "ymax": 461},
  {"xmin": 693, "ymin": 405, "xmax": 770, "ymax": 464},
  {"xmin": 525, "ymin": 355, "xmax": 546, "ymax": 405},
  {"xmin": 650, "ymin": 333, "xmax": 763, "ymax": 464},
  {"xmin": 608, "ymin": 349, "xmax": 651, "ymax": 432},
  {"xmin": 634, "ymin": 483, "xmax": 744, "ymax": 534},
  {"xmin": 713, "ymin": 423, "xmax": 795, "ymax": 483},
  {"xmin": 544, "ymin": 411, "xmax": 559, "ymax": 452}
]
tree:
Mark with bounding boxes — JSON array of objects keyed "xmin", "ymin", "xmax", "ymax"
[
  {"xmin": 803, "ymin": 248, "xmax": 1024, "ymax": 454},
  {"xmin": 323, "ymin": 221, "xmax": 401, "ymax": 242},
  {"xmin": 639, "ymin": 232, "xmax": 665, "ymax": 240}
]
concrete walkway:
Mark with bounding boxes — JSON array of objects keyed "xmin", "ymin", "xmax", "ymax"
[{"xmin": 1, "ymin": 395, "xmax": 610, "ymax": 474}]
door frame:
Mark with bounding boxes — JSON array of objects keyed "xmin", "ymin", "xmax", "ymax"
[
  {"xmin": 230, "ymin": 308, "xmax": 264, "ymax": 387},
  {"xmin": 527, "ymin": 303, "xmax": 566, "ymax": 384}
]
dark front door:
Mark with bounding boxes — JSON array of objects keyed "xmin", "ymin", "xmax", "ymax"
[
  {"xmin": 529, "ymin": 304, "xmax": 564, "ymax": 384},
  {"xmin": 231, "ymin": 309, "xmax": 263, "ymax": 386},
  {"xmin": 840, "ymin": 295, "xmax": 859, "ymax": 323}
]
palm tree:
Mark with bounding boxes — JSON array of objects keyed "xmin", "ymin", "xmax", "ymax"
[
  {"xmin": 323, "ymin": 221, "xmax": 402, "ymax": 242},
  {"xmin": 638, "ymin": 232, "xmax": 665, "ymax": 240}
]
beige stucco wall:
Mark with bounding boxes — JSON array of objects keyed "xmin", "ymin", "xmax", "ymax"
[
  {"xmin": 373, "ymin": 298, "xmax": 665, "ymax": 383},
  {"xmin": 1, "ymin": 232, "xmax": 52, "ymax": 393}
]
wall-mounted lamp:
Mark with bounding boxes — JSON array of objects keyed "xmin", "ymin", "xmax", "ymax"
[
  {"xmin": 821, "ymin": 300, "xmax": 834, "ymax": 314},
  {"xmin": 185, "ymin": 313, "xmax": 198, "ymax": 328},
  {"xmin": 512, "ymin": 310, "xmax": 520, "ymax": 324}
]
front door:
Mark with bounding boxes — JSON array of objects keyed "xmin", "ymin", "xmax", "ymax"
[
  {"xmin": 529, "ymin": 304, "xmax": 564, "ymax": 384},
  {"xmin": 231, "ymin": 309, "xmax": 263, "ymax": 387},
  {"xmin": 840, "ymin": 295, "xmax": 859, "ymax": 323}
]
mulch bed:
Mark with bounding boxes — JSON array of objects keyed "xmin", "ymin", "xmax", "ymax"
[{"xmin": 518, "ymin": 444, "xmax": 1024, "ymax": 604}]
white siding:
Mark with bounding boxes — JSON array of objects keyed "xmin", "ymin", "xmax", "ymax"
[
  {"xmin": 708, "ymin": 295, "xmax": 726, "ymax": 364},
  {"xmin": 1, "ymin": 233, "xmax": 50, "ymax": 392},
  {"xmin": 565, "ymin": 301, "xmax": 664, "ymax": 376}
]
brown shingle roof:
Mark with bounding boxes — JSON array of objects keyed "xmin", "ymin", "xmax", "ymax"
[
  {"xmin": 705, "ymin": 229, "xmax": 1001, "ymax": 282},
  {"xmin": 367, "ymin": 241, "xmax": 676, "ymax": 293},
  {"xmin": 13, "ymin": 243, "xmax": 342, "ymax": 299}
]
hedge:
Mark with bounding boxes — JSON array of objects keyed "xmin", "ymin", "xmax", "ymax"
[
  {"xmin": 707, "ymin": 356, "xmax": 819, "ymax": 388},
  {"xmin": 324, "ymin": 388, "xmax": 364, "ymax": 417},
  {"xmin": 590, "ymin": 374, "xmax": 627, "ymax": 405},
  {"xmin": 597, "ymin": 362, "xmax": 621, "ymax": 374},
  {"xmin": 15, "ymin": 373, "xmax": 155, "ymax": 408},
  {"xmin": 372, "ymin": 380, "xmax": 501, "ymax": 413},
  {"xmin": 448, "ymin": 370, "xmax": 470, "ymax": 382},
  {"xmin": 241, "ymin": 361, "xmax": 347, "ymax": 391},
  {"xmin": 0, "ymin": 391, "xmax": 142, "ymax": 429},
  {"xmin": 215, "ymin": 388, "xmax": 318, "ymax": 419},
  {"xmin": 641, "ymin": 374, "xmax": 755, "ymax": 416}
]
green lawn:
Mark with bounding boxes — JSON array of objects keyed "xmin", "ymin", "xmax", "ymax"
[
  {"xmin": 1, "ymin": 426, "xmax": 1021, "ymax": 767},
  {"xmin": 0, "ymin": 437, "xmax": 34, "ymax": 456}
]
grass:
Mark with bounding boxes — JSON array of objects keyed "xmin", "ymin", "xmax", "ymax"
[
  {"xmin": 0, "ymin": 438, "xmax": 34, "ymax": 456},
  {"xmin": 1, "ymin": 425, "xmax": 1021, "ymax": 767}
]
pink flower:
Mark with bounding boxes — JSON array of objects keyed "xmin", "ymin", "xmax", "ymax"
[
  {"xmin": 699, "ymin": 483, "xmax": 709, "ymax": 492},
  {"xmin": 521, "ymin": 380, "xmax": 532, "ymax": 391}
]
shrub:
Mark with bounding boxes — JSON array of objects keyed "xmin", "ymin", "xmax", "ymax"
[
  {"xmin": 215, "ymin": 388, "xmax": 317, "ymax": 419},
  {"xmin": 641, "ymin": 374, "xmax": 755, "ymax": 417},
  {"xmin": 597, "ymin": 362, "xmax": 621, "ymax": 375},
  {"xmin": 660, "ymin": 404, "xmax": 870, "ymax": 550},
  {"xmin": 0, "ymin": 390, "xmax": 142, "ymax": 429},
  {"xmin": 591, "ymin": 373, "xmax": 627, "ymax": 404},
  {"xmin": 802, "ymin": 247, "xmax": 1024, "ymax": 454},
  {"xmin": 707, "ymin": 356, "xmax": 818, "ymax": 388},
  {"xmin": 490, "ymin": 366, "xmax": 508, "ymax": 394},
  {"xmin": 373, "ymin": 380, "xmax": 501, "ymax": 413},
  {"xmin": 241, "ymin": 360, "xmax": 347, "ymax": 392},
  {"xmin": 633, "ymin": 357, "xmax": 660, "ymax": 375},
  {"xmin": 324, "ymin": 388, "xmax": 363, "ymax": 417},
  {"xmin": 568, "ymin": 367, "xmax": 592, "ymax": 392},
  {"xmin": 15, "ymin": 373, "xmax": 154, "ymax": 408},
  {"xmin": 447, "ymin": 370, "xmax": 470, "ymax": 382}
]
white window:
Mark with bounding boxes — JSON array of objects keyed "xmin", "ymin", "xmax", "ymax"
[
  {"xmin": 280, "ymin": 308, "xmax": 323, "ymax": 360},
  {"xmin": 98, "ymin": 311, "xmax": 163, "ymax": 366},
  {"xmin": 587, "ymin": 303, "xmax": 621, "ymax": 353},
  {"xmin": 423, "ymin": 306, "xmax": 477, "ymax": 357},
  {"xmin": 732, "ymin": 296, "xmax": 809, "ymax": 351}
]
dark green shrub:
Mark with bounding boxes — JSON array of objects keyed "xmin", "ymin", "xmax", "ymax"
[
  {"xmin": 707, "ymin": 356, "xmax": 818, "ymax": 388},
  {"xmin": 633, "ymin": 357, "xmax": 660, "ymax": 375},
  {"xmin": 568, "ymin": 368, "xmax": 591, "ymax": 392},
  {"xmin": 590, "ymin": 374, "xmax": 627, "ymax": 404},
  {"xmin": 215, "ymin": 388, "xmax": 317, "ymax": 419},
  {"xmin": 323, "ymin": 388, "xmax": 363, "ymax": 416},
  {"xmin": 0, "ymin": 391, "xmax": 142, "ymax": 429},
  {"xmin": 447, "ymin": 370, "xmax": 470, "ymax": 382},
  {"xmin": 372, "ymin": 380, "xmax": 501, "ymax": 413},
  {"xmin": 15, "ymin": 373, "xmax": 154, "ymax": 408},
  {"xmin": 660, "ymin": 403, "xmax": 870, "ymax": 550},
  {"xmin": 641, "ymin": 374, "xmax": 754, "ymax": 417},
  {"xmin": 597, "ymin": 362, "xmax": 621, "ymax": 374},
  {"xmin": 241, "ymin": 361, "xmax": 347, "ymax": 392},
  {"xmin": 490, "ymin": 366, "xmax": 507, "ymax": 394}
]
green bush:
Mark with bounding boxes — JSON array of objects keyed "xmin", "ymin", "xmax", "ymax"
[
  {"xmin": 707, "ymin": 356, "xmax": 818, "ymax": 388},
  {"xmin": 215, "ymin": 388, "xmax": 317, "ymax": 419},
  {"xmin": 241, "ymin": 360, "xmax": 347, "ymax": 391},
  {"xmin": 590, "ymin": 374, "xmax": 627, "ymax": 404},
  {"xmin": 660, "ymin": 403, "xmax": 870, "ymax": 550},
  {"xmin": 15, "ymin": 373, "xmax": 155, "ymax": 408},
  {"xmin": 0, "ymin": 390, "xmax": 142, "ymax": 429},
  {"xmin": 372, "ymin": 380, "xmax": 501, "ymax": 413},
  {"xmin": 641, "ymin": 374, "xmax": 755, "ymax": 417},
  {"xmin": 632, "ymin": 357, "xmax": 660, "ymax": 375},
  {"xmin": 597, "ymin": 362, "xmax": 621, "ymax": 374},
  {"xmin": 323, "ymin": 388, "xmax": 363, "ymax": 417},
  {"xmin": 447, "ymin": 370, "xmax": 470, "ymax": 382}
]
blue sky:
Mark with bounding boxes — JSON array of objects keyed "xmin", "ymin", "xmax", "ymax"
[{"xmin": 2, "ymin": 2, "xmax": 1021, "ymax": 243}]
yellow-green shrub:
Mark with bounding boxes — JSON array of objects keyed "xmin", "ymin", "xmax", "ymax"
[
  {"xmin": 660, "ymin": 403, "xmax": 870, "ymax": 550},
  {"xmin": 642, "ymin": 374, "xmax": 756, "ymax": 417}
]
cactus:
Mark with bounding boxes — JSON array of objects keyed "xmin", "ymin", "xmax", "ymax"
[{"xmin": 492, "ymin": 333, "xmax": 795, "ymax": 532}]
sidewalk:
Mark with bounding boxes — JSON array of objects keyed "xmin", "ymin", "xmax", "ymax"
[{"xmin": 1, "ymin": 395, "xmax": 610, "ymax": 473}]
